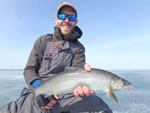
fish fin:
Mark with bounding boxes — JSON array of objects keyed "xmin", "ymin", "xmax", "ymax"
[
  {"xmin": 106, "ymin": 82, "xmax": 118, "ymax": 102},
  {"xmin": 44, "ymin": 93, "xmax": 51, "ymax": 98},
  {"xmin": 32, "ymin": 88, "xmax": 38, "ymax": 100}
]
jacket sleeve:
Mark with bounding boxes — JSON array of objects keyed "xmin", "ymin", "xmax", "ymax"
[
  {"xmin": 71, "ymin": 41, "xmax": 86, "ymax": 67},
  {"xmin": 24, "ymin": 35, "xmax": 47, "ymax": 86}
]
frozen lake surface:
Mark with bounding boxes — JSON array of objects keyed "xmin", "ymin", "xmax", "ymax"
[{"xmin": 0, "ymin": 69, "xmax": 150, "ymax": 113}]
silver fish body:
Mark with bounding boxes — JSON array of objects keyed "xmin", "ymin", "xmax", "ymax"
[{"xmin": 33, "ymin": 68, "xmax": 132, "ymax": 102}]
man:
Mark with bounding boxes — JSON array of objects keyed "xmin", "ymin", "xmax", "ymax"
[{"xmin": 0, "ymin": 2, "xmax": 112, "ymax": 113}]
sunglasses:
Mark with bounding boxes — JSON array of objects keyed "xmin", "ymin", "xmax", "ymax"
[{"xmin": 57, "ymin": 13, "xmax": 77, "ymax": 22}]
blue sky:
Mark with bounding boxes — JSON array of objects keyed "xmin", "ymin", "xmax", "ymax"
[{"xmin": 0, "ymin": 0, "xmax": 150, "ymax": 69}]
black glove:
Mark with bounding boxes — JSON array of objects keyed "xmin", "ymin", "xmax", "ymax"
[{"xmin": 35, "ymin": 94, "xmax": 55, "ymax": 108}]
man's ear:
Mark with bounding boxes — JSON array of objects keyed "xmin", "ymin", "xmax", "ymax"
[
  {"xmin": 75, "ymin": 19, "xmax": 78, "ymax": 26},
  {"xmin": 55, "ymin": 16, "xmax": 58, "ymax": 24}
]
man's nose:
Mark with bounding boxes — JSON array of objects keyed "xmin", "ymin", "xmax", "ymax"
[{"xmin": 64, "ymin": 17, "xmax": 69, "ymax": 22}]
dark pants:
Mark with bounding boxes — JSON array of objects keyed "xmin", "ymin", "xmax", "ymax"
[{"xmin": 0, "ymin": 88, "xmax": 112, "ymax": 113}]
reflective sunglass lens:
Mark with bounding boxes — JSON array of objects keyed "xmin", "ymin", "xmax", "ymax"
[
  {"xmin": 68, "ymin": 15, "xmax": 76, "ymax": 21},
  {"xmin": 58, "ymin": 14, "xmax": 66, "ymax": 20}
]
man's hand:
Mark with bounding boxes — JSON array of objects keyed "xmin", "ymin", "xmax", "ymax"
[
  {"xmin": 73, "ymin": 85, "xmax": 96, "ymax": 96},
  {"xmin": 40, "ymin": 94, "xmax": 59, "ymax": 110},
  {"xmin": 84, "ymin": 63, "xmax": 91, "ymax": 72}
]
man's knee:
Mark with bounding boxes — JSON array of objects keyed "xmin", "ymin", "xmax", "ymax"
[{"xmin": 60, "ymin": 95, "xmax": 112, "ymax": 113}]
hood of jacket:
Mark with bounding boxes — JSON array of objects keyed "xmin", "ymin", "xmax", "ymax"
[{"xmin": 54, "ymin": 26, "xmax": 82, "ymax": 41}]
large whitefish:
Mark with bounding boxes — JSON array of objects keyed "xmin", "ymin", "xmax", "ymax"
[{"xmin": 33, "ymin": 68, "xmax": 132, "ymax": 102}]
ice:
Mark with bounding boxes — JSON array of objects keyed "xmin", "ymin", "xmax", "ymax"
[{"xmin": 0, "ymin": 69, "xmax": 150, "ymax": 112}]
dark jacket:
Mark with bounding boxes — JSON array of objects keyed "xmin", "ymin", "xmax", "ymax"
[{"xmin": 24, "ymin": 26, "xmax": 86, "ymax": 86}]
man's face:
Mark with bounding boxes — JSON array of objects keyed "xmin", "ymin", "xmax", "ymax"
[{"xmin": 55, "ymin": 7, "xmax": 78, "ymax": 36}]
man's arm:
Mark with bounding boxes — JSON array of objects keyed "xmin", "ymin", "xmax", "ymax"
[{"xmin": 24, "ymin": 35, "xmax": 47, "ymax": 86}]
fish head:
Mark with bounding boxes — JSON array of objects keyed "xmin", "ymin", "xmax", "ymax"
[{"xmin": 111, "ymin": 78, "xmax": 132, "ymax": 90}]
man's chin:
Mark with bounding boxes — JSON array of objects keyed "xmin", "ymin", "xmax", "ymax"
[{"xmin": 61, "ymin": 31, "xmax": 71, "ymax": 36}]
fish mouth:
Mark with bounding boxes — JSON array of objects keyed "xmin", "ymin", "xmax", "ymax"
[{"xmin": 123, "ymin": 85, "xmax": 133, "ymax": 90}]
